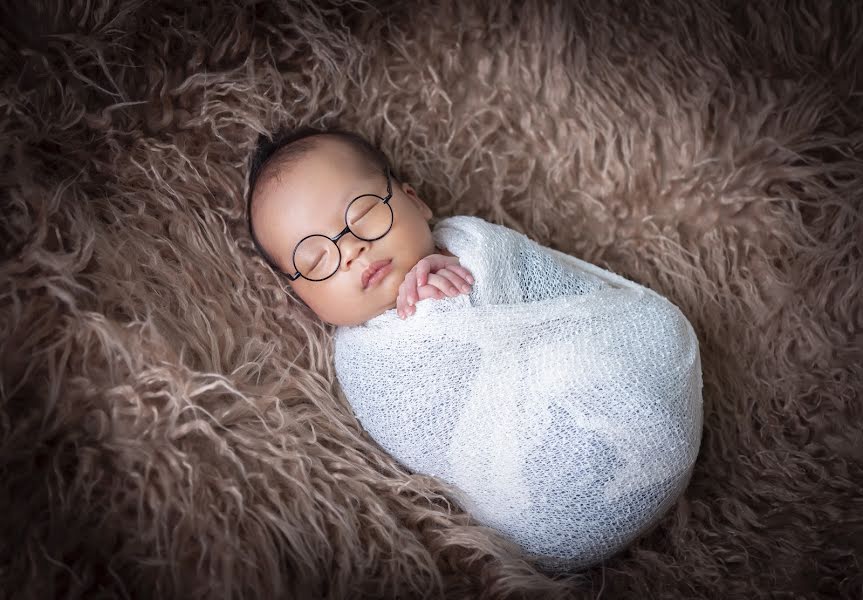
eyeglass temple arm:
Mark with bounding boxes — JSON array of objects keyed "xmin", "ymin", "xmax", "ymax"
[{"xmin": 385, "ymin": 166, "xmax": 392, "ymax": 200}]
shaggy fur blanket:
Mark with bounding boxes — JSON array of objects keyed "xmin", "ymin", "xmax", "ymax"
[{"xmin": 1, "ymin": 1, "xmax": 861, "ymax": 598}]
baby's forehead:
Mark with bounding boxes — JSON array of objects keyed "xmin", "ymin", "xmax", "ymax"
[
  {"xmin": 261, "ymin": 137, "xmax": 371, "ymax": 197},
  {"xmin": 254, "ymin": 140, "xmax": 381, "ymax": 231}
]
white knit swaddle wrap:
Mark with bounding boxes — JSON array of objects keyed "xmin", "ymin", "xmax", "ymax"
[{"xmin": 334, "ymin": 216, "xmax": 703, "ymax": 570}]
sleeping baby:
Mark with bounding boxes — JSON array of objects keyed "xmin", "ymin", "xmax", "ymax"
[{"xmin": 246, "ymin": 128, "xmax": 704, "ymax": 571}]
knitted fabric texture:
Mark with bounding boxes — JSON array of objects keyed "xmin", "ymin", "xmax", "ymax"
[{"xmin": 334, "ymin": 216, "xmax": 703, "ymax": 569}]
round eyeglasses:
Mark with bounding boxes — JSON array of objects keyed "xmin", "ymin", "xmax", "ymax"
[{"xmin": 286, "ymin": 167, "xmax": 394, "ymax": 282}]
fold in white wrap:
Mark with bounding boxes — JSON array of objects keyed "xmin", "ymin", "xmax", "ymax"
[{"xmin": 334, "ymin": 216, "xmax": 703, "ymax": 570}]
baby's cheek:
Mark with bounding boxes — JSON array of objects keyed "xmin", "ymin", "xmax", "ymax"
[{"xmin": 384, "ymin": 269, "xmax": 403, "ymax": 298}]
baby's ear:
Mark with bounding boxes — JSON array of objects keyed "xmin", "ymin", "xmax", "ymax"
[{"xmin": 401, "ymin": 183, "xmax": 433, "ymax": 221}]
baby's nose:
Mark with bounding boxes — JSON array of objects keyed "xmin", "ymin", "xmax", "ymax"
[{"xmin": 340, "ymin": 237, "xmax": 368, "ymax": 270}]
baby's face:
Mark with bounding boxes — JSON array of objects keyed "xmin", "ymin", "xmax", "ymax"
[{"xmin": 251, "ymin": 137, "xmax": 436, "ymax": 326}]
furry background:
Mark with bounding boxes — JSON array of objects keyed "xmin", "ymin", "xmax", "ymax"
[{"xmin": 1, "ymin": 1, "xmax": 861, "ymax": 598}]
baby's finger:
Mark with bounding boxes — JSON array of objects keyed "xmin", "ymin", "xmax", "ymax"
[
  {"xmin": 396, "ymin": 281, "xmax": 406, "ymax": 319},
  {"xmin": 402, "ymin": 282, "xmax": 444, "ymax": 318},
  {"xmin": 415, "ymin": 259, "xmax": 431, "ymax": 288},
  {"xmin": 416, "ymin": 283, "xmax": 444, "ymax": 301},
  {"xmin": 415, "ymin": 254, "xmax": 459, "ymax": 287},
  {"xmin": 398, "ymin": 281, "xmax": 414, "ymax": 319},
  {"xmin": 403, "ymin": 270, "xmax": 419, "ymax": 310},
  {"xmin": 446, "ymin": 264, "xmax": 475, "ymax": 285},
  {"xmin": 425, "ymin": 272, "xmax": 463, "ymax": 297},
  {"xmin": 434, "ymin": 268, "xmax": 472, "ymax": 294}
]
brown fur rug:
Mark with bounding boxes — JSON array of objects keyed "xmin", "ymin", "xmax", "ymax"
[{"xmin": 2, "ymin": 1, "xmax": 862, "ymax": 598}]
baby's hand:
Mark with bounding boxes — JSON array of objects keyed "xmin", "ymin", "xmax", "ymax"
[{"xmin": 397, "ymin": 254, "xmax": 475, "ymax": 319}]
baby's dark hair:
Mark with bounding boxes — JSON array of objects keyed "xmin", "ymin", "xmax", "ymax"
[{"xmin": 246, "ymin": 126, "xmax": 396, "ymax": 275}]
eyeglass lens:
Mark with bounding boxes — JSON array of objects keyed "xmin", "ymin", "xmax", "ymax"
[{"xmin": 293, "ymin": 195, "xmax": 393, "ymax": 280}]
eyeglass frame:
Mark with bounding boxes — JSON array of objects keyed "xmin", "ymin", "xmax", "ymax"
[{"xmin": 284, "ymin": 166, "xmax": 394, "ymax": 282}]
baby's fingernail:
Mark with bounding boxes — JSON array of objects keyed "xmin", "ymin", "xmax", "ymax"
[
  {"xmin": 461, "ymin": 285, "xmax": 470, "ymax": 292},
  {"xmin": 467, "ymin": 276, "xmax": 474, "ymax": 283},
  {"xmin": 408, "ymin": 298, "xmax": 414, "ymax": 306}
]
